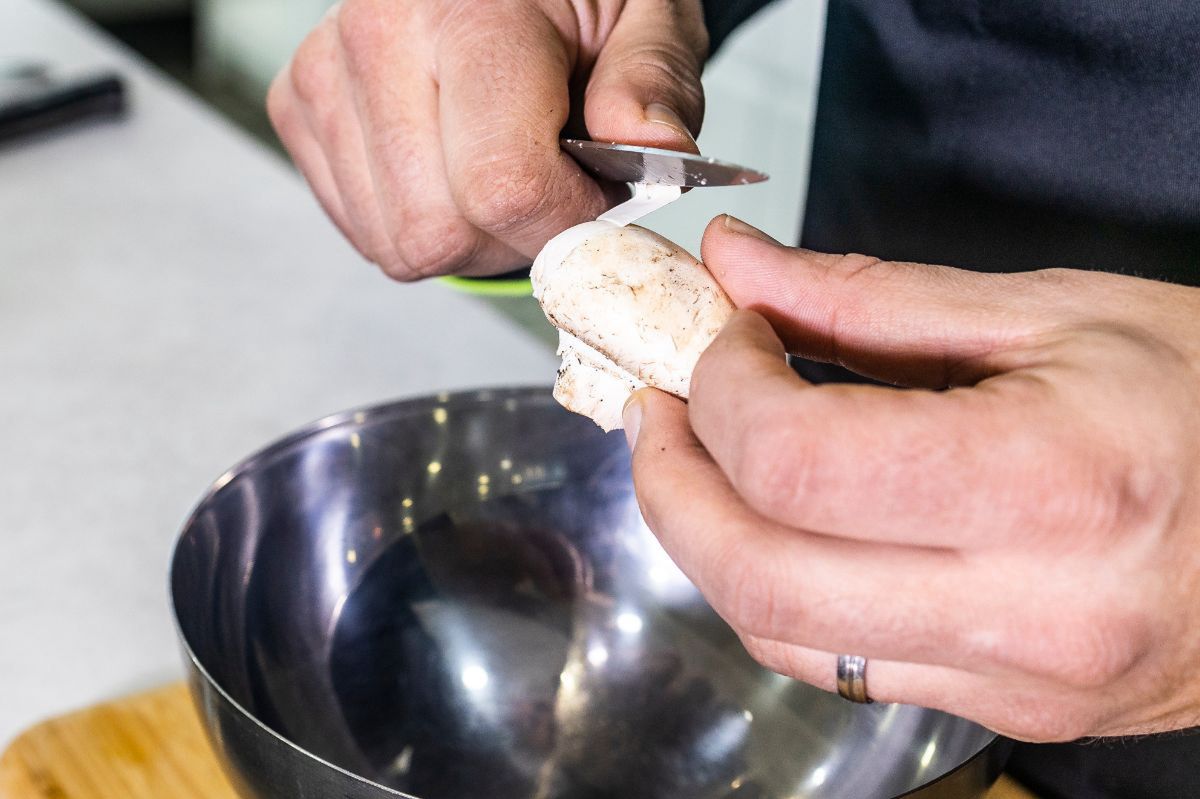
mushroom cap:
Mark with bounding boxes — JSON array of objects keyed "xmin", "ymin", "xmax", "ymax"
[{"xmin": 532, "ymin": 222, "xmax": 734, "ymax": 430}]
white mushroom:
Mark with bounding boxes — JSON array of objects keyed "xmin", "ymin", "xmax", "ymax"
[{"xmin": 531, "ymin": 221, "xmax": 735, "ymax": 432}]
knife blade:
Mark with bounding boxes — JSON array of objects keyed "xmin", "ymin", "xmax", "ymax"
[{"xmin": 562, "ymin": 139, "xmax": 769, "ymax": 188}]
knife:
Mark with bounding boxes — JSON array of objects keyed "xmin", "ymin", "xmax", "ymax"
[
  {"xmin": 561, "ymin": 139, "xmax": 769, "ymax": 188},
  {"xmin": 561, "ymin": 138, "xmax": 769, "ymax": 227}
]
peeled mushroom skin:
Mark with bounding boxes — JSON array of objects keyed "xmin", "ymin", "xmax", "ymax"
[
  {"xmin": 551, "ymin": 330, "xmax": 647, "ymax": 433},
  {"xmin": 532, "ymin": 221, "xmax": 735, "ymax": 432}
]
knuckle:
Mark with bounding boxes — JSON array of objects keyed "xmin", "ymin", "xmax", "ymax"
[
  {"xmin": 377, "ymin": 259, "xmax": 414, "ymax": 282},
  {"xmin": 1107, "ymin": 452, "xmax": 1177, "ymax": 536},
  {"xmin": 1019, "ymin": 611, "xmax": 1147, "ymax": 690},
  {"xmin": 1061, "ymin": 620, "xmax": 1145, "ymax": 690},
  {"xmin": 1052, "ymin": 650, "xmax": 1127, "ymax": 691},
  {"xmin": 458, "ymin": 158, "xmax": 554, "ymax": 236},
  {"xmin": 1032, "ymin": 443, "xmax": 1172, "ymax": 548},
  {"xmin": 647, "ymin": 50, "xmax": 703, "ymax": 106},
  {"xmin": 334, "ymin": 0, "xmax": 383, "ymax": 55},
  {"xmin": 821, "ymin": 255, "xmax": 889, "ymax": 350},
  {"xmin": 1026, "ymin": 267, "xmax": 1081, "ymax": 291},
  {"xmin": 830, "ymin": 254, "xmax": 890, "ymax": 293},
  {"xmin": 730, "ymin": 419, "xmax": 813, "ymax": 522},
  {"xmin": 625, "ymin": 43, "xmax": 699, "ymax": 86},
  {"xmin": 1022, "ymin": 463, "xmax": 1113, "ymax": 546},
  {"xmin": 1023, "ymin": 267, "xmax": 1125, "ymax": 303},
  {"xmin": 393, "ymin": 222, "xmax": 482, "ymax": 280},
  {"xmin": 288, "ymin": 35, "xmax": 336, "ymax": 105},
  {"xmin": 594, "ymin": 44, "xmax": 705, "ymax": 123},
  {"xmin": 710, "ymin": 546, "xmax": 782, "ymax": 638}
]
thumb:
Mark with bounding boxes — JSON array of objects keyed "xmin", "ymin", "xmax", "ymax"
[
  {"xmin": 583, "ymin": 0, "xmax": 708, "ymax": 153},
  {"xmin": 700, "ymin": 215, "xmax": 1049, "ymax": 387}
]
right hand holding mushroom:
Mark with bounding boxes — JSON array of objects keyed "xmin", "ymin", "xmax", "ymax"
[
  {"xmin": 621, "ymin": 214, "xmax": 1200, "ymax": 742},
  {"xmin": 267, "ymin": 0, "xmax": 708, "ymax": 280}
]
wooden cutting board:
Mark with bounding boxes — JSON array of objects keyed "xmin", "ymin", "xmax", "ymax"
[{"xmin": 0, "ymin": 683, "xmax": 1036, "ymax": 799}]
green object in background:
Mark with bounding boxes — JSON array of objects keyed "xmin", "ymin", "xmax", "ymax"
[{"xmin": 438, "ymin": 275, "xmax": 533, "ymax": 297}]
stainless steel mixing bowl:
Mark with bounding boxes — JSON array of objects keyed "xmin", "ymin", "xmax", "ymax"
[{"xmin": 170, "ymin": 387, "xmax": 1007, "ymax": 799}]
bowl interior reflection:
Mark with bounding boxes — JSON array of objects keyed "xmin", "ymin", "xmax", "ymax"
[{"xmin": 171, "ymin": 389, "xmax": 995, "ymax": 799}]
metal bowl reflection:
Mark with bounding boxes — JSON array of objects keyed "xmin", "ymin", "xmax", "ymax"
[{"xmin": 170, "ymin": 388, "xmax": 1006, "ymax": 799}]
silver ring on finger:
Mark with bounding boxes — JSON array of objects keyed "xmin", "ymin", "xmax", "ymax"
[{"xmin": 837, "ymin": 654, "xmax": 873, "ymax": 704}]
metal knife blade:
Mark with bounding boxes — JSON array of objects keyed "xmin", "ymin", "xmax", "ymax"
[{"xmin": 562, "ymin": 139, "xmax": 769, "ymax": 188}]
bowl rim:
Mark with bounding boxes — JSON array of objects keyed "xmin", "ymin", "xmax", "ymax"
[{"xmin": 167, "ymin": 386, "xmax": 1002, "ymax": 799}]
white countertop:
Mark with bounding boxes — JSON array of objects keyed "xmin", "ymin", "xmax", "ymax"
[{"xmin": 0, "ymin": 0, "xmax": 555, "ymax": 745}]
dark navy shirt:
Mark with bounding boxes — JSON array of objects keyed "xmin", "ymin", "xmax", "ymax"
[
  {"xmin": 706, "ymin": 0, "xmax": 1200, "ymax": 282},
  {"xmin": 702, "ymin": 2, "xmax": 1200, "ymax": 797}
]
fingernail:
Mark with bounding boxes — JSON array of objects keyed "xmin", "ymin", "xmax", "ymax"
[
  {"xmin": 622, "ymin": 392, "xmax": 643, "ymax": 449},
  {"xmin": 723, "ymin": 214, "xmax": 781, "ymax": 245},
  {"xmin": 645, "ymin": 102, "xmax": 697, "ymax": 148}
]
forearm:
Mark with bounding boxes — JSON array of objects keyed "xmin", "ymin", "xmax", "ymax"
[{"xmin": 701, "ymin": 0, "xmax": 780, "ymax": 53}]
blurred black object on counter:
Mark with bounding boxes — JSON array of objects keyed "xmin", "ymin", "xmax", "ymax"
[{"xmin": 0, "ymin": 64, "xmax": 126, "ymax": 144}]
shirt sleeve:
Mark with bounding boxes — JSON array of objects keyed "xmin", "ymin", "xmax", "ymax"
[{"xmin": 702, "ymin": 0, "xmax": 780, "ymax": 54}]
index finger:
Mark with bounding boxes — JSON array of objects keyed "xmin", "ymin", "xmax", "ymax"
[
  {"xmin": 435, "ymin": 9, "xmax": 610, "ymax": 256},
  {"xmin": 626, "ymin": 388, "xmax": 1005, "ymax": 672},
  {"xmin": 689, "ymin": 311, "xmax": 1092, "ymax": 549}
]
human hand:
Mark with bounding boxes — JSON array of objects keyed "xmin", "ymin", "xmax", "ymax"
[
  {"xmin": 623, "ymin": 215, "xmax": 1200, "ymax": 742},
  {"xmin": 267, "ymin": 0, "xmax": 707, "ymax": 280}
]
